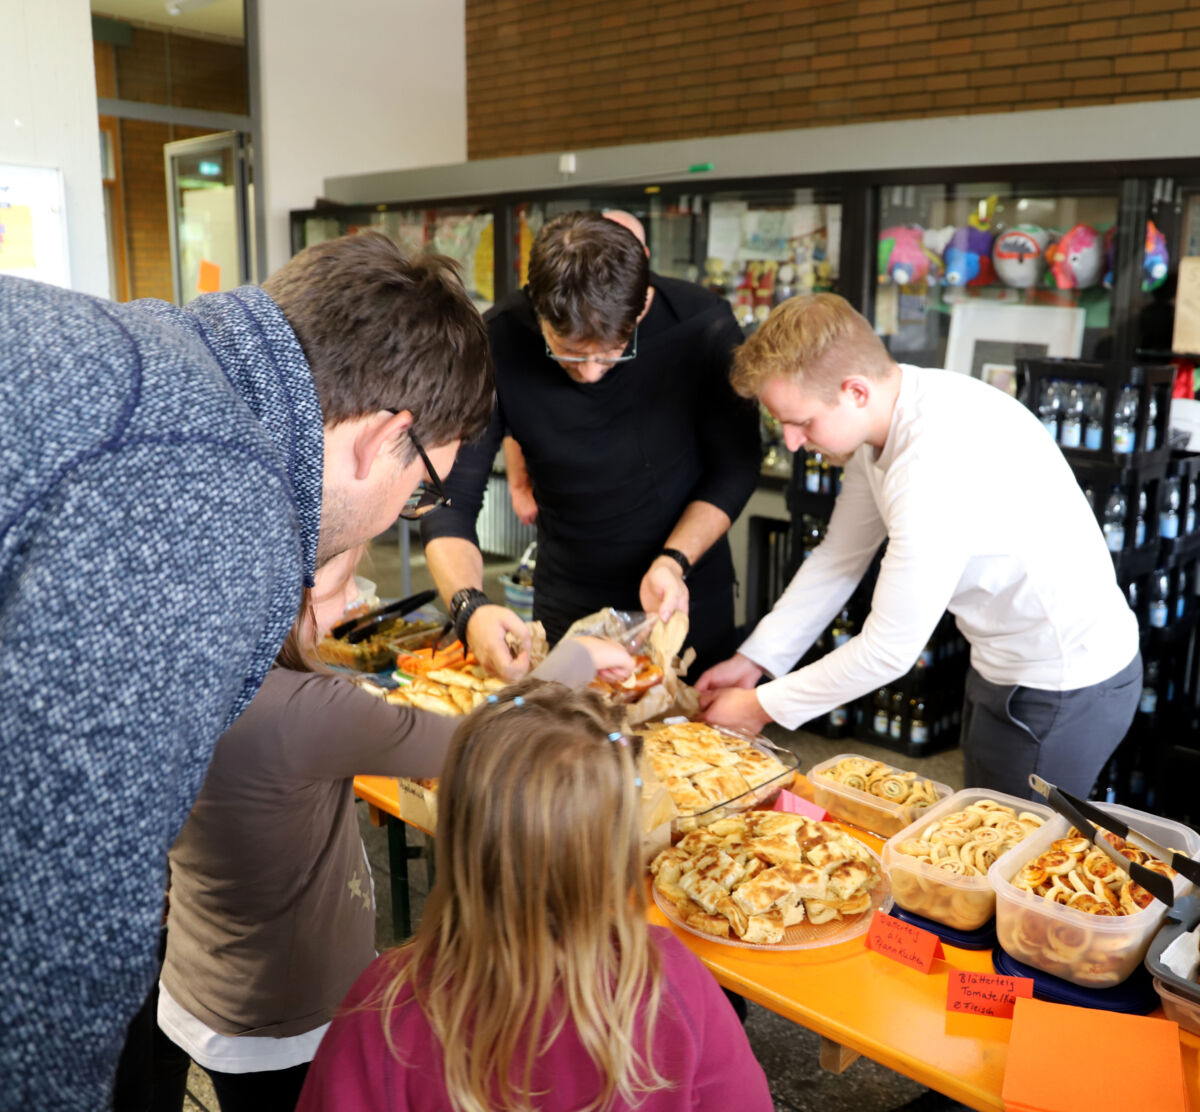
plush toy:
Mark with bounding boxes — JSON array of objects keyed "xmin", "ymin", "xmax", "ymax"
[
  {"xmin": 703, "ymin": 257, "xmax": 729, "ymax": 296},
  {"xmin": 774, "ymin": 263, "xmax": 797, "ymax": 305},
  {"xmin": 878, "ymin": 224, "xmax": 938, "ymax": 286},
  {"xmin": 992, "ymin": 223, "xmax": 1049, "ymax": 288},
  {"xmin": 1102, "ymin": 226, "xmax": 1117, "ymax": 289},
  {"xmin": 1045, "ymin": 224, "xmax": 1103, "ymax": 290},
  {"xmin": 1143, "ymin": 220, "xmax": 1170, "ymax": 291},
  {"xmin": 943, "ymin": 225, "xmax": 996, "ymax": 287}
]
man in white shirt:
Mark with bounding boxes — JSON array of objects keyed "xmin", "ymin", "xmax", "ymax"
[{"xmin": 698, "ymin": 293, "xmax": 1141, "ymax": 799}]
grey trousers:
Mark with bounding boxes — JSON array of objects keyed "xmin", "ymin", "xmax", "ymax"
[{"xmin": 960, "ymin": 653, "xmax": 1142, "ymax": 800}]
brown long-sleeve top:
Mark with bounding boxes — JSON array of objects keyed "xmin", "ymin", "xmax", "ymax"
[{"xmin": 162, "ymin": 640, "xmax": 594, "ymax": 1039}]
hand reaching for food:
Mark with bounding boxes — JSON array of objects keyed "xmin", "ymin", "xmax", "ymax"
[
  {"xmin": 466, "ymin": 604, "xmax": 532, "ymax": 682},
  {"xmin": 696, "ymin": 652, "xmax": 764, "ymax": 697}
]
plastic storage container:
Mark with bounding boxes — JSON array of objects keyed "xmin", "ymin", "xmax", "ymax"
[
  {"xmin": 1145, "ymin": 894, "xmax": 1200, "ymax": 1035},
  {"xmin": 989, "ymin": 802, "xmax": 1200, "ymax": 988},
  {"xmin": 883, "ymin": 789, "xmax": 1055, "ymax": 931},
  {"xmin": 808, "ymin": 753, "xmax": 951, "ymax": 838}
]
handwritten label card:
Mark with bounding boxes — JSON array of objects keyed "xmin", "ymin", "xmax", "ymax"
[
  {"xmin": 946, "ymin": 971, "xmax": 1033, "ymax": 1019},
  {"xmin": 865, "ymin": 910, "xmax": 944, "ymax": 973}
]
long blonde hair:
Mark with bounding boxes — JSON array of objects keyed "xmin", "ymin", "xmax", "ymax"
[{"xmin": 374, "ymin": 680, "xmax": 670, "ymax": 1112}]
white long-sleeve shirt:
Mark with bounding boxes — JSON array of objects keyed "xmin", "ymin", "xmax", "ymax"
[{"xmin": 741, "ymin": 365, "xmax": 1140, "ymax": 730}]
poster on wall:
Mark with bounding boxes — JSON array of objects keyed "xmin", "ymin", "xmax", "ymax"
[
  {"xmin": 945, "ymin": 302, "xmax": 1085, "ymax": 393},
  {"xmin": 0, "ymin": 164, "xmax": 70, "ymax": 288}
]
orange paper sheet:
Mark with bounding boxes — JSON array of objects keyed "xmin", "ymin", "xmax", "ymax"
[
  {"xmin": 1002, "ymin": 996, "xmax": 1186, "ymax": 1112},
  {"xmin": 197, "ymin": 259, "xmax": 221, "ymax": 294}
]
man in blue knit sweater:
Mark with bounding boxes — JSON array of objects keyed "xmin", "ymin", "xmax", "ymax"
[{"xmin": 0, "ymin": 231, "xmax": 493, "ymax": 1109}]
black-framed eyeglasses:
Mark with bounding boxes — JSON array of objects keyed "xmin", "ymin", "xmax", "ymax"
[
  {"xmin": 544, "ymin": 325, "xmax": 638, "ymax": 367},
  {"xmin": 399, "ymin": 430, "xmax": 451, "ymax": 520}
]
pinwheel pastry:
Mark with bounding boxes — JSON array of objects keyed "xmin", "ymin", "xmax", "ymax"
[
  {"xmin": 636, "ymin": 722, "xmax": 793, "ymax": 830},
  {"xmin": 651, "ymin": 814, "xmax": 881, "ymax": 945},
  {"xmin": 812, "ymin": 756, "xmax": 945, "ymax": 836},
  {"xmin": 999, "ymin": 826, "xmax": 1179, "ymax": 986},
  {"xmin": 887, "ymin": 799, "xmax": 1045, "ymax": 930}
]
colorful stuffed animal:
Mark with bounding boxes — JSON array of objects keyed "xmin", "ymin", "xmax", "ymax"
[
  {"xmin": 1102, "ymin": 226, "xmax": 1117, "ymax": 289},
  {"xmin": 1143, "ymin": 220, "xmax": 1170, "ymax": 291},
  {"xmin": 1045, "ymin": 224, "xmax": 1103, "ymax": 290},
  {"xmin": 878, "ymin": 224, "xmax": 937, "ymax": 286},
  {"xmin": 993, "ymin": 224, "xmax": 1049, "ymax": 288},
  {"xmin": 943, "ymin": 225, "xmax": 996, "ymax": 287}
]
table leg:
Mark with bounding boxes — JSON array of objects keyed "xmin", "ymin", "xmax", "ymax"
[
  {"xmin": 386, "ymin": 815, "xmax": 411, "ymax": 942},
  {"xmin": 819, "ymin": 1036, "xmax": 861, "ymax": 1075},
  {"xmin": 423, "ymin": 835, "xmax": 436, "ymax": 892}
]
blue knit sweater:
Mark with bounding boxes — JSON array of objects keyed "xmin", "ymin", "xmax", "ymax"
[{"xmin": 0, "ymin": 276, "xmax": 324, "ymax": 1109}]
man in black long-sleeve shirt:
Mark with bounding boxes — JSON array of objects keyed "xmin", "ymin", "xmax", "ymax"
[{"xmin": 421, "ymin": 210, "xmax": 761, "ymax": 680}]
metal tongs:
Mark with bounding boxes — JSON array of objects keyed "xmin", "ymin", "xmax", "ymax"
[
  {"xmin": 329, "ymin": 589, "xmax": 439, "ymax": 644},
  {"xmin": 1028, "ymin": 773, "xmax": 1197, "ymax": 907}
]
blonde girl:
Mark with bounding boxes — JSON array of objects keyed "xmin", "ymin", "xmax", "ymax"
[{"xmin": 297, "ymin": 682, "xmax": 771, "ymax": 1112}]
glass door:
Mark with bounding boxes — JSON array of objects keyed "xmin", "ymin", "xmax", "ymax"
[{"xmin": 164, "ymin": 130, "xmax": 251, "ymax": 305}]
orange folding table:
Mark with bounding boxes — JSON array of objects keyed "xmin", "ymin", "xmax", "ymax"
[{"xmin": 354, "ymin": 773, "xmax": 1200, "ymax": 1111}]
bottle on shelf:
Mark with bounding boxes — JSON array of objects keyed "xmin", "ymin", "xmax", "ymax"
[
  {"xmin": 1083, "ymin": 386, "xmax": 1106, "ymax": 451},
  {"xmin": 1146, "ymin": 391, "xmax": 1159, "ymax": 452},
  {"xmin": 828, "ymin": 704, "xmax": 848, "ymax": 731},
  {"xmin": 917, "ymin": 638, "xmax": 935, "ymax": 669},
  {"xmin": 1102, "ymin": 485, "xmax": 1127, "ymax": 553},
  {"xmin": 1037, "ymin": 380, "xmax": 1063, "ymax": 440},
  {"xmin": 1175, "ymin": 565, "xmax": 1189, "ymax": 620},
  {"xmin": 1134, "ymin": 488, "xmax": 1147, "ymax": 548},
  {"xmin": 1149, "ymin": 568, "xmax": 1170, "ymax": 629},
  {"xmin": 804, "ymin": 452, "xmax": 821, "ymax": 493},
  {"xmin": 1082, "ymin": 483, "xmax": 1097, "ymax": 513},
  {"xmin": 1160, "ymin": 476, "xmax": 1181, "ymax": 540},
  {"xmin": 831, "ymin": 607, "xmax": 854, "ymax": 648},
  {"xmin": 1127, "ymin": 579, "xmax": 1140, "ymax": 616},
  {"xmin": 1112, "ymin": 385, "xmax": 1139, "ymax": 454},
  {"xmin": 1187, "ymin": 476, "xmax": 1198, "ymax": 535},
  {"xmin": 1140, "ymin": 659, "xmax": 1160, "ymax": 719},
  {"xmin": 909, "ymin": 692, "xmax": 929, "ymax": 745},
  {"xmin": 819, "ymin": 456, "xmax": 833, "ymax": 495},
  {"xmin": 1060, "ymin": 383, "xmax": 1084, "ymax": 448},
  {"xmin": 873, "ymin": 687, "xmax": 890, "ymax": 736},
  {"xmin": 889, "ymin": 689, "xmax": 905, "ymax": 741}
]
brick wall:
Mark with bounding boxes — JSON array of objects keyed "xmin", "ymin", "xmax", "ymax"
[
  {"xmin": 466, "ymin": 0, "xmax": 1200, "ymax": 160},
  {"xmin": 96, "ymin": 29, "xmax": 246, "ymax": 300}
]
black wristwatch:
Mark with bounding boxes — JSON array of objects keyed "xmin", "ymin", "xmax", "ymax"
[
  {"xmin": 449, "ymin": 587, "xmax": 490, "ymax": 645},
  {"xmin": 659, "ymin": 547, "xmax": 692, "ymax": 580}
]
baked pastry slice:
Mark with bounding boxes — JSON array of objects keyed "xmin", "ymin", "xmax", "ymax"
[
  {"xmin": 741, "ymin": 910, "xmax": 786, "ymax": 945},
  {"xmin": 691, "ymin": 765, "xmax": 751, "ymax": 806},
  {"xmin": 748, "ymin": 833, "xmax": 806, "ymax": 866},
  {"xmin": 731, "ymin": 864, "xmax": 797, "ymax": 916}
]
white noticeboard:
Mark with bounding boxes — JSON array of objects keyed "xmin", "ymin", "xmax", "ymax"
[{"xmin": 0, "ymin": 163, "xmax": 71, "ymax": 288}]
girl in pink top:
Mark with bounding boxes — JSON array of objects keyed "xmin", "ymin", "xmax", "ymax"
[{"xmin": 297, "ymin": 681, "xmax": 772, "ymax": 1112}]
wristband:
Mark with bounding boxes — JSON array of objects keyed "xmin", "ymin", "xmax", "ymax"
[
  {"xmin": 449, "ymin": 587, "xmax": 490, "ymax": 646},
  {"xmin": 659, "ymin": 547, "xmax": 692, "ymax": 580}
]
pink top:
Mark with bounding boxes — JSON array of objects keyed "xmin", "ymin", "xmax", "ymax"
[{"xmin": 296, "ymin": 927, "xmax": 772, "ymax": 1111}]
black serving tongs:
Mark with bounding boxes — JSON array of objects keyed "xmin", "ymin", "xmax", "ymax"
[
  {"xmin": 1027, "ymin": 773, "xmax": 1185, "ymax": 907},
  {"xmin": 329, "ymin": 589, "xmax": 439, "ymax": 644}
]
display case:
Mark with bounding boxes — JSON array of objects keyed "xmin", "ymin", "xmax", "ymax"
[
  {"xmin": 295, "ymin": 203, "xmax": 498, "ymax": 312},
  {"xmin": 872, "ymin": 180, "xmax": 1121, "ymax": 387}
]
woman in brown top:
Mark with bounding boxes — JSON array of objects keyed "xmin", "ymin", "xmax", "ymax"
[{"xmin": 158, "ymin": 549, "xmax": 632, "ymax": 1112}]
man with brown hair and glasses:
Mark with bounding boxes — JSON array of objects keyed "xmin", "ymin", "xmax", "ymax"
[
  {"xmin": 0, "ymin": 231, "xmax": 493, "ymax": 1111},
  {"xmin": 421, "ymin": 210, "xmax": 761, "ymax": 680}
]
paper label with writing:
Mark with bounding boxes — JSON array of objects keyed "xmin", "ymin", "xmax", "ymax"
[
  {"xmin": 946, "ymin": 971, "xmax": 1033, "ymax": 1018},
  {"xmin": 865, "ymin": 909, "xmax": 944, "ymax": 973}
]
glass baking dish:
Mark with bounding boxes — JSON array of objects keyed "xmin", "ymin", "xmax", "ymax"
[{"xmin": 643, "ymin": 723, "xmax": 798, "ymax": 835}]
